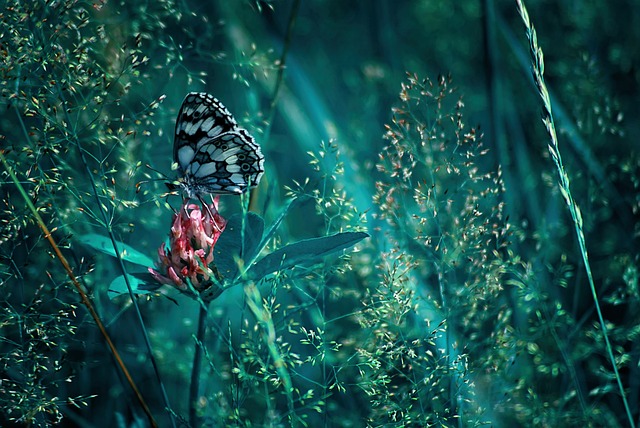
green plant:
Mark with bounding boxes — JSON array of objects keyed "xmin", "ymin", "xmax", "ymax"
[{"xmin": 1, "ymin": 0, "xmax": 639, "ymax": 426}]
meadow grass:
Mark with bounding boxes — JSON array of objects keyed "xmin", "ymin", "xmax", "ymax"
[{"xmin": 1, "ymin": 0, "xmax": 638, "ymax": 427}]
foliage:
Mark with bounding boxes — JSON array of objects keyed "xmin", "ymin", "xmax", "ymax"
[{"xmin": 1, "ymin": 0, "xmax": 639, "ymax": 427}]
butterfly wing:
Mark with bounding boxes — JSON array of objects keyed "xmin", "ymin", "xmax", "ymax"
[
  {"xmin": 174, "ymin": 92, "xmax": 238, "ymax": 174},
  {"xmin": 173, "ymin": 92, "xmax": 265, "ymax": 197},
  {"xmin": 187, "ymin": 129, "xmax": 265, "ymax": 195}
]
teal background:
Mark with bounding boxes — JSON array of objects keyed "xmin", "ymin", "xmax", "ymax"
[{"xmin": 0, "ymin": 0, "xmax": 639, "ymax": 426}]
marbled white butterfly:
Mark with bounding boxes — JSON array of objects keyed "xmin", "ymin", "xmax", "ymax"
[{"xmin": 174, "ymin": 92, "xmax": 265, "ymax": 198}]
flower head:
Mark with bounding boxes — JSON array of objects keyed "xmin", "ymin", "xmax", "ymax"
[{"xmin": 149, "ymin": 197, "xmax": 226, "ymax": 297}]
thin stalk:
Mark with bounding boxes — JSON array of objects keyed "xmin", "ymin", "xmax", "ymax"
[
  {"xmin": 515, "ymin": 2, "xmax": 634, "ymax": 426},
  {"xmin": 73, "ymin": 134, "xmax": 177, "ymax": 428},
  {"xmin": 189, "ymin": 303, "xmax": 209, "ymax": 428},
  {"xmin": 49, "ymin": 84, "xmax": 177, "ymax": 427},
  {"xmin": 263, "ymin": 0, "xmax": 301, "ymax": 144},
  {"xmin": 0, "ymin": 150, "xmax": 158, "ymax": 428},
  {"xmin": 244, "ymin": 281, "xmax": 296, "ymax": 426}
]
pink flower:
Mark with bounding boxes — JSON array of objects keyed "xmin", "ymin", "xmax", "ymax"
[{"xmin": 149, "ymin": 197, "xmax": 226, "ymax": 297}]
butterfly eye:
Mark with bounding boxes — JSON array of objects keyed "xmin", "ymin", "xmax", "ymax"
[
  {"xmin": 237, "ymin": 154, "xmax": 246, "ymax": 161},
  {"xmin": 241, "ymin": 163, "xmax": 251, "ymax": 172},
  {"xmin": 221, "ymin": 144, "xmax": 229, "ymax": 151}
]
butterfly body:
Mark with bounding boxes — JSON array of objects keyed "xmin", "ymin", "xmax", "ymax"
[{"xmin": 174, "ymin": 92, "xmax": 264, "ymax": 198}]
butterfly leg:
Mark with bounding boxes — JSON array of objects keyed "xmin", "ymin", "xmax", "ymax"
[{"xmin": 197, "ymin": 194, "xmax": 224, "ymax": 233}]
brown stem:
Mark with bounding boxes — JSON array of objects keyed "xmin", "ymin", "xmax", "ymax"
[{"xmin": 0, "ymin": 150, "xmax": 158, "ymax": 428}]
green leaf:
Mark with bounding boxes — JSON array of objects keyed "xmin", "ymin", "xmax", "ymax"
[
  {"xmin": 107, "ymin": 272, "xmax": 161, "ymax": 300},
  {"xmin": 81, "ymin": 233, "xmax": 155, "ymax": 267},
  {"xmin": 214, "ymin": 213, "xmax": 265, "ymax": 282},
  {"xmin": 246, "ymin": 231, "xmax": 368, "ymax": 281},
  {"xmin": 256, "ymin": 196, "xmax": 306, "ymax": 257}
]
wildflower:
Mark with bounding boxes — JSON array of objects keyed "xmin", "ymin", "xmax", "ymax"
[{"xmin": 149, "ymin": 197, "xmax": 226, "ymax": 300}]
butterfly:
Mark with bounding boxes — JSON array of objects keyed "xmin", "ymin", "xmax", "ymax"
[{"xmin": 173, "ymin": 92, "xmax": 265, "ymax": 198}]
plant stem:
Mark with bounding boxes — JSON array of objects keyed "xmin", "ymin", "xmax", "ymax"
[
  {"xmin": 263, "ymin": 0, "xmax": 301, "ymax": 144},
  {"xmin": 515, "ymin": 1, "xmax": 635, "ymax": 426},
  {"xmin": 189, "ymin": 302, "xmax": 209, "ymax": 427},
  {"xmin": 243, "ymin": 281, "xmax": 296, "ymax": 426},
  {"xmin": 0, "ymin": 150, "xmax": 158, "ymax": 427}
]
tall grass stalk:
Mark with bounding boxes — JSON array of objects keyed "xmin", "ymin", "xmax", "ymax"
[
  {"xmin": 189, "ymin": 303, "xmax": 209, "ymax": 428},
  {"xmin": 263, "ymin": 0, "xmax": 301, "ymax": 145},
  {"xmin": 0, "ymin": 150, "xmax": 157, "ymax": 427},
  {"xmin": 515, "ymin": 1, "xmax": 634, "ymax": 426},
  {"xmin": 50, "ymin": 75, "xmax": 177, "ymax": 425},
  {"xmin": 73, "ymin": 132, "xmax": 177, "ymax": 428}
]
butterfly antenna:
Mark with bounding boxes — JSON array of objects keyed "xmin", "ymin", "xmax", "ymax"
[{"xmin": 137, "ymin": 163, "xmax": 174, "ymax": 194}]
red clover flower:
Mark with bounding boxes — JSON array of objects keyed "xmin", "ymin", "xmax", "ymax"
[{"xmin": 149, "ymin": 197, "xmax": 226, "ymax": 299}]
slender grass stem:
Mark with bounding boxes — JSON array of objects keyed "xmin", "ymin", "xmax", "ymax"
[
  {"xmin": 42, "ymin": 74, "xmax": 177, "ymax": 426},
  {"xmin": 0, "ymin": 150, "xmax": 158, "ymax": 428},
  {"xmin": 189, "ymin": 302, "xmax": 209, "ymax": 428},
  {"xmin": 263, "ymin": 0, "xmax": 301, "ymax": 144},
  {"xmin": 66, "ymin": 113, "xmax": 177, "ymax": 428},
  {"xmin": 515, "ymin": 1, "xmax": 635, "ymax": 425},
  {"xmin": 247, "ymin": 0, "xmax": 300, "ymax": 214},
  {"xmin": 244, "ymin": 280, "xmax": 296, "ymax": 426}
]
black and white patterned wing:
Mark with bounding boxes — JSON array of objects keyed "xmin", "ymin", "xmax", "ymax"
[
  {"xmin": 186, "ymin": 128, "xmax": 265, "ymax": 195},
  {"xmin": 173, "ymin": 92, "xmax": 265, "ymax": 197},
  {"xmin": 174, "ymin": 92, "xmax": 237, "ymax": 173}
]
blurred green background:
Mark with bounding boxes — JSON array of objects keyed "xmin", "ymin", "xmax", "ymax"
[{"xmin": 1, "ymin": 0, "xmax": 639, "ymax": 426}]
